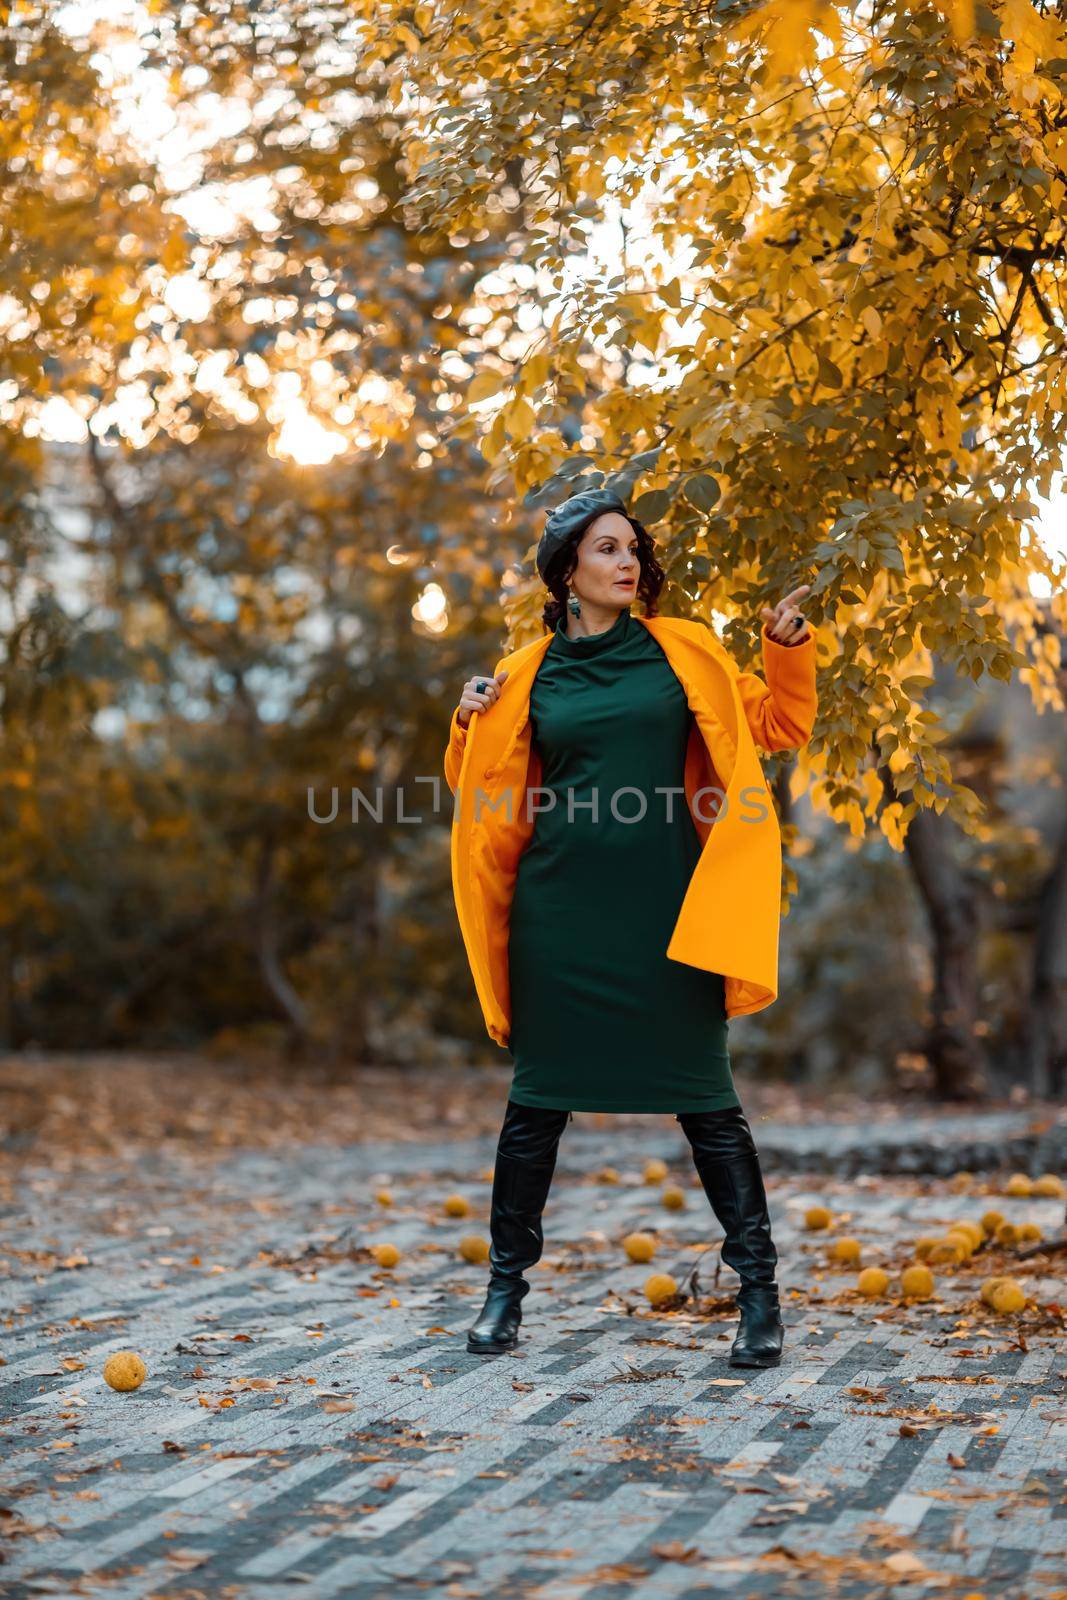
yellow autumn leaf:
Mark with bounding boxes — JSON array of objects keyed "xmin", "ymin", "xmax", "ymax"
[
  {"xmin": 762, "ymin": 0, "xmax": 818, "ymax": 81},
  {"xmin": 942, "ymin": 0, "xmax": 975, "ymax": 41}
]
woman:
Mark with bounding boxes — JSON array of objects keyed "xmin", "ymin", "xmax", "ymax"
[{"xmin": 444, "ymin": 488, "xmax": 817, "ymax": 1367}]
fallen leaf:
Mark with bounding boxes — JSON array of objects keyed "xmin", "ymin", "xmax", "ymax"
[
  {"xmin": 649, "ymin": 1540, "xmax": 703, "ymax": 1563},
  {"xmin": 884, "ymin": 1551, "xmax": 929, "ymax": 1575}
]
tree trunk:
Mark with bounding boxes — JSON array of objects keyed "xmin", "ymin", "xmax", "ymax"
[
  {"xmin": 1028, "ymin": 802, "xmax": 1067, "ymax": 1098},
  {"xmin": 318, "ymin": 866, "xmax": 378, "ymax": 1079},
  {"xmin": 254, "ymin": 837, "xmax": 312, "ymax": 1059},
  {"xmin": 883, "ymin": 769, "xmax": 989, "ymax": 1100}
]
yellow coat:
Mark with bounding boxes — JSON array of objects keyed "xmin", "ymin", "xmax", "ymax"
[{"xmin": 443, "ymin": 614, "xmax": 819, "ymax": 1048}]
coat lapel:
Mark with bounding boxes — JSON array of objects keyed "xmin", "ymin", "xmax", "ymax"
[{"xmin": 639, "ymin": 618, "xmax": 782, "ymax": 1014}]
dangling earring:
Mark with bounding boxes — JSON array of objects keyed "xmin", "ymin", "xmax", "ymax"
[{"xmin": 567, "ymin": 586, "xmax": 581, "ymax": 619}]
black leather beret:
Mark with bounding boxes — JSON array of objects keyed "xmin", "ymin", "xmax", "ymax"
[{"xmin": 535, "ymin": 489, "xmax": 631, "ymax": 582}]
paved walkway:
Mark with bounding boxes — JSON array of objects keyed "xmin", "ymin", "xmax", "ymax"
[{"xmin": 2, "ymin": 1124, "xmax": 1063, "ymax": 1597}]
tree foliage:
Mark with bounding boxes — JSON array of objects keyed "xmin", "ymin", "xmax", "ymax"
[
  {"xmin": 356, "ymin": 0, "xmax": 1067, "ymax": 848},
  {"xmin": 0, "ymin": 2, "xmax": 505, "ymax": 1056}
]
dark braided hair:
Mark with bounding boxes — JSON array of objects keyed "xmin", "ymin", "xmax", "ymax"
[{"xmin": 540, "ymin": 513, "xmax": 666, "ymax": 630}]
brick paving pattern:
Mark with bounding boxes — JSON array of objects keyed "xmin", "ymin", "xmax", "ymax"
[{"xmin": 2, "ymin": 1119, "xmax": 1064, "ymax": 1597}]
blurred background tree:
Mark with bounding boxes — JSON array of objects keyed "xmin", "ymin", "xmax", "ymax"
[
  {"xmin": 1, "ymin": 0, "xmax": 507, "ymax": 1063},
  {"xmin": 1, "ymin": 0, "xmax": 1066, "ymax": 1097}
]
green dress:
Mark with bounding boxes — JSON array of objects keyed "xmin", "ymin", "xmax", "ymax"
[{"xmin": 506, "ymin": 604, "xmax": 739, "ymax": 1114}]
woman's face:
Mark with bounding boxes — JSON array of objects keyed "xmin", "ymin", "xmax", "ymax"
[{"xmin": 567, "ymin": 511, "xmax": 640, "ymax": 610}]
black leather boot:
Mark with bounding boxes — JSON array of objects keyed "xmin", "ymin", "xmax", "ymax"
[
  {"xmin": 677, "ymin": 1107, "xmax": 784, "ymax": 1368},
  {"xmin": 467, "ymin": 1100, "xmax": 570, "ymax": 1355}
]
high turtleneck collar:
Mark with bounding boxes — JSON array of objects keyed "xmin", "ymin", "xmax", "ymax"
[{"xmin": 551, "ymin": 605, "xmax": 632, "ymax": 656}]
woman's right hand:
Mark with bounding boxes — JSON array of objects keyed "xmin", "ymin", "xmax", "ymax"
[{"xmin": 456, "ymin": 669, "xmax": 509, "ymax": 728}]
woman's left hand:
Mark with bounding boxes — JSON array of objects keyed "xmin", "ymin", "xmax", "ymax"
[{"xmin": 761, "ymin": 585, "xmax": 812, "ymax": 646}]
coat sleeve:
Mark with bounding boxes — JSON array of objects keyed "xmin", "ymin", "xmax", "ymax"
[
  {"xmin": 443, "ymin": 702, "xmax": 470, "ymax": 796},
  {"xmin": 733, "ymin": 622, "xmax": 819, "ymax": 753},
  {"xmin": 443, "ymin": 655, "xmax": 508, "ymax": 795}
]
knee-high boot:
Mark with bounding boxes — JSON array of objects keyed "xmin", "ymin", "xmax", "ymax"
[
  {"xmin": 677, "ymin": 1106, "xmax": 784, "ymax": 1368},
  {"xmin": 466, "ymin": 1100, "xmax": 570, "ymax": 1355}
]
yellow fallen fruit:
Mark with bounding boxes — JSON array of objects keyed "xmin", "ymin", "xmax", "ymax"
[
  {"xmin": 927, "ymin": 1238, "xmax": 966, "ymax": 1265},
  {"xmin": 443, "ymin": 1194, "xmax": 471, "ymax": 1217},
  {"xmin": 1016, "ymin": 1222, "xmax": 1042, "ymax": 1245},
  {"xmin": 643, "ymin": 1158, "xmax": 668, "ymax": 1184},
  {"xmin": 1032, "ymin": 1173, "xmax": 1064, "ymax": 1198},
  {"xmin": 989, "ymin": 1278, "xmax": 1026, "ymax": 1314},
  {"xmin": 458, "ymin": 1235, "xmax": 489, "ymax": 1264},
  {"xmin": 913, "ymin": 1237, "xmax": 941, "ymax": 1260},
  {"xmin": 623, "ymin": 1231, "xmax": 657, "ymax": 1263},
  {"xmin": 375, "ymin": 1190, "xmax": 394, "ymax": 1207},
  {"xmin": 371, "ymin": 1243, "xmax": 400, "ymax": 1268},
  {"xmin": 103, "ymin": 1352, "xmax": 147, "ymax": 1392},
  {"xmin": 980, "ymin": 1210, "xmax": 1005, "ymax": 1236},
  {"xmin": 644, "ymin": 1272, "xmax": 678, "ymax": 1308},
  {"xmin": 597, "ymin": 1167, "xmax": 621, "ymax": 1185},
  {"xmin": 830, "ymin": 1237, "xmax": 862, "ymax": 1265},
  {"xmin": 661, "ymin": 1185, "xmax": 686, "ymax": 1211},
  {"xmin": 857, "ymin": 1267, "xmax": 889, "ymax": 1298},
  {"xmin": 1005, "ymin": 1173, "xmax": 1032, "ymax": 1197},
  {"xmin": 980, "ymin": 1276, "xmax": 1008, "ymax": 1308},
  {"xmin": 900, "ymin": 1264, "xmax": 935, "ymax": 1301},
  {"xmin": 804, "ymin": 1206, "xmax": 832, "ymax": 1231},
  {"xmin": 994, "ymin": 1222, "xmax": 1018, "ymax": 1247},
  {"xmin": 948, "ymin": 1171, "xmax": 973, "ymax": 1191},
  {"xmin": 944, "ymin": 1228, "xmax": 976, "ymax": 1257},
  {"xmin": 953, "ymin": 1221, "xmax": 984, "ymax": 1250}
]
